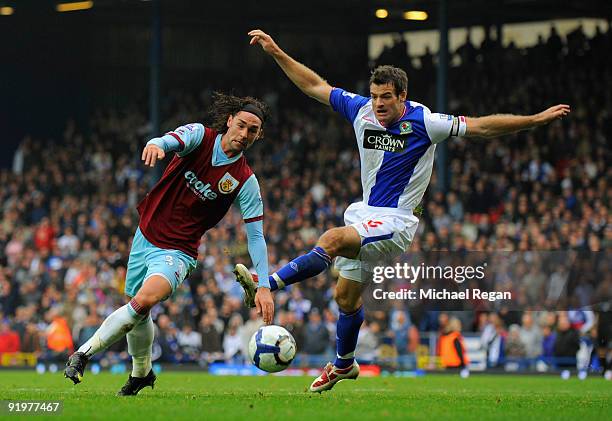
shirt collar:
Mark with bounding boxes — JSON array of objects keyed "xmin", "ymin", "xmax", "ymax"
[{"xmin": 212, "ymin": 134, "xmax": 242, "ymax": 166}]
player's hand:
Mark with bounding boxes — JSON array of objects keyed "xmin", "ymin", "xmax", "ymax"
[
  {"xmin": 141, "ymin": 144, "xmax": 165, "ymax": 167},
  {"xmin": 248, "ymin": 29, "xmax": 280, "ymax": 56},
  {"xmin": 534, "ymin": 104, "xmax": 571, "ymax": 126},
  {"xmin": 255, "ymin": 287, "xmax": 274, "ymax": 325}
]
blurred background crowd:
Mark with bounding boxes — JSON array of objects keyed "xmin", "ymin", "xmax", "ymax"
[{"xmin": 0, "ymin": 24, "xmax": 610, "ymax": 372}]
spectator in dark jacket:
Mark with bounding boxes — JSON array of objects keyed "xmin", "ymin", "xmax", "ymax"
[
  {"xmin": 156, "ymin": 315, "xmax": 182, "ymax": 363},
  {"xmin": 554, "ymin": 314, "xmax": 580, "ymax": 368},
  {"xmin": 303, "ymin": 309, "xmax": 329, "ymax": 356},
  {"xmin": 21, "ymin": 323, "xmax": 42, "ymax": 354},
  {"xmin": 199, "ymin": 313, "xmax": 222, "ymax": 359}
]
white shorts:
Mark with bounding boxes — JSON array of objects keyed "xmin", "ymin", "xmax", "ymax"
[{"xmin": 335, "ymin": 201, "xmax": 419, "ymax": 282}]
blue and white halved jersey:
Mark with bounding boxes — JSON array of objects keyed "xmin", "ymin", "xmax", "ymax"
[{"xmin": 329, "ymin": 88, "xmax": 467, "ymax": 211}]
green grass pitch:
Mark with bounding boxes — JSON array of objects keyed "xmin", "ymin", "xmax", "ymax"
[{"xmin": 0, "ymin": 371, "xmax": 609, "ymax": 420}]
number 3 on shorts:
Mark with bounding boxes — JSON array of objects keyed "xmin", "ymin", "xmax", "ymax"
[{"xmin": 164, "ymin": 255, "xmax": 174, "ymax": 266}]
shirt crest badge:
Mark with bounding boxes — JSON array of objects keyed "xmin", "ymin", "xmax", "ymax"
[
  {"xmin": 399, "ymin": 121, "xmax": 413, "ymax": 135},
  {"xmin": 218, "ymin": 172, "xmax": 239, "ymax": 194}
]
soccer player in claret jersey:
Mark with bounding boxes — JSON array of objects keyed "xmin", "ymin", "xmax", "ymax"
[
  {"xmin": 64, "ymin": 93, "xmax": 275, "ymax": 395},
  {"xmin": 235, "ymin": 29, "xmax": 571, "ymax": 393}
]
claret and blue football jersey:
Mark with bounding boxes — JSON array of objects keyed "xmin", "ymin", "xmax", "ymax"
[{"xmin": 138, "ymin": 123, "xmax": 263, "ymax": 259}]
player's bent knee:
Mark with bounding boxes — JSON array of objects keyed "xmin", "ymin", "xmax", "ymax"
[
  {"xmin": 134, "ymin": 275, "xmax": 172, "ymax": 309},
  {"xmin": 334, "ymin": 291, "xmax": 362, "ymax": 313},
  {"xmin": 335, "ymin": 295, "xmax": 362, "ymax": 313},
  {"xmin": 318, "ymin": 227, "xmax": 361, "ymax": 259},
  {"xmin": 131, "ymin": 294, "xmax": 157, "ymax": 312},
  {"xmin": 317, "ymin": 228, "xmax": 347, "ymax": 257}
]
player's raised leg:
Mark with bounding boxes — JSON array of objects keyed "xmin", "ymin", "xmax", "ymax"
[
  {"xmin": 310, "ymin": 276, "xmax": 364, "ymax": 392},
  {"xmin": 234, "ymin": 226, "xmax": 361, "ymax": 307}
]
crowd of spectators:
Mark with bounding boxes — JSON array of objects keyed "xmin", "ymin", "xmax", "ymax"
[
  {"xmin": 474, "ymin": 309, "xmax": 600, "ymax": 370},
  {"xmin": 0, "ymin": 24, "xmax": 609, "ymax": 372}
]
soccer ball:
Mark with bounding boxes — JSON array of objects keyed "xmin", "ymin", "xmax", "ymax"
[{"xmin": 248, "ymin": 325, "xmax": 296, "ymax": 373}]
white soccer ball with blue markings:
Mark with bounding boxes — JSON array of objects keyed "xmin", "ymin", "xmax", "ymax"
[{"xmin": 248, "ymin": 325, "xmax": 296, "ymax": 373}]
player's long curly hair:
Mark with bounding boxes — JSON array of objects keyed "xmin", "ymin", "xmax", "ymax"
[{"xmin": 207, "ymin": 92, "xmax": 270, "ymax": 137}]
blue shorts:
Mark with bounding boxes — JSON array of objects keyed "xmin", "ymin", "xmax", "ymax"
[{"xmin": 124, "ymin": 227, "xmax": 197, "ymax": 299}]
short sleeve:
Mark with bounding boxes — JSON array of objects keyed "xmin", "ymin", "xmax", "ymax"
[
  {"xmin": 424, "ymin": 110, "xmax": 467, "ymax": 144},
  {"xmin": 235, "ymin": 174, "xmax": 263, "ymax": 222},
  {"xmin": 170, "ymin": 123, "xmax": 205, "ymax": 157},
  {"xmin": 329, "ymin": 88, "xmax": 370, "ymax": 123}
]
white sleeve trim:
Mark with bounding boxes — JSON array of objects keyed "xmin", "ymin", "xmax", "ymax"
[{"xmin": 421, "ymin": 105, "xmax": 467, "ymax": 144}]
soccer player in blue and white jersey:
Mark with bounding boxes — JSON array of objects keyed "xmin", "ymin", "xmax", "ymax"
[{"xmin": 235, "ymin": 30, "xmax": 571, "ymax": 392}]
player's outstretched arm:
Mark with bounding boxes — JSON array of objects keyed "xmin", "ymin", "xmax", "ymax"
[
  {"xmin": 464, "ymin": 104, "xmax": 570, "ymax": 138},
  {"xmin": 237, "ymin": 175, "xmax": 275, "ymax": 324},
  {"xmin": 248, "ymin": 29, "xmax": 332, "ymax": 105},
  {"xmin": 244, "ymin": 218, "xmax": 274, "ymax": 324},
  {"xmin": 142, "ymin": 123, "xmax": 205, "ymax": 167}
]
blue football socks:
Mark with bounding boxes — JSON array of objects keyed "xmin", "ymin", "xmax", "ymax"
[
  {"xmin": 334, "ymin": 306, "xmax": 365, "ymax": 369},
  {"xmin": 269, "ymin": 246, "xmax": 332, "ymax": 291}
]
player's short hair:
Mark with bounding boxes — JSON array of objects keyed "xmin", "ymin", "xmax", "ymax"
[
  {"xmin": 369, "ymin": 65, "xmax": 408, "ymax": 96},
  {"xmin": 208, "ymin": 92, "xmax": 269, "ymax": 136}
]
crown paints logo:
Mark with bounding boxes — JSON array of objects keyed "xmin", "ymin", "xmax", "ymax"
[{"xmin": 363, "ymin": 129, "xmax": 407, "ymax": 153}]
